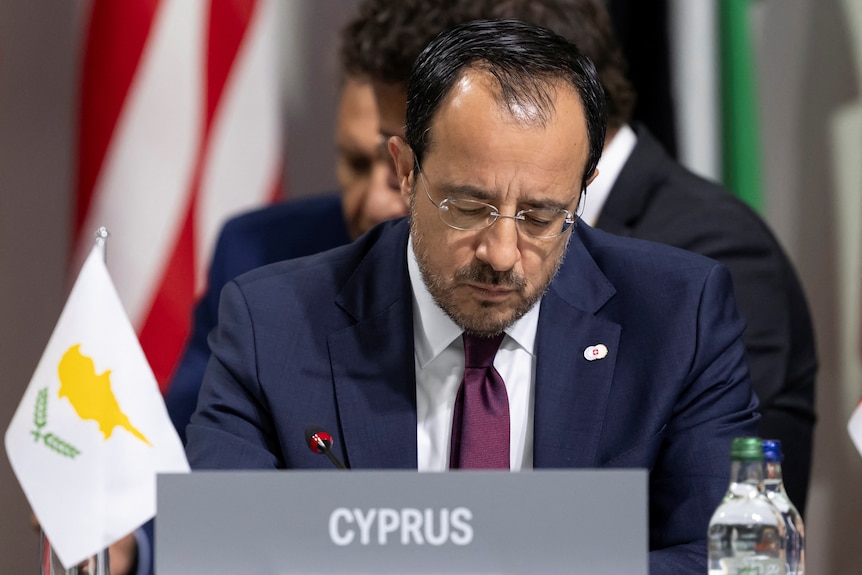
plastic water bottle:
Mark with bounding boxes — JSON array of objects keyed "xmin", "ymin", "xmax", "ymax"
[
  {"xmin": 763, "ymin": 439, "xmax": 805, "ymax": 575},
  {"xmin": 707, "ymin": 437, "xmax": 786, "ymax": 574}
]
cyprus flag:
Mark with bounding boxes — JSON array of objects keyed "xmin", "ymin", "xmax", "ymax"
[{"xmin": 4, "ymin": 241, "xmax": 190, "ymax": 568}]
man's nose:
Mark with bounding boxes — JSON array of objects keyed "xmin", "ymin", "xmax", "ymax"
[{"xmin": 475, "ymin": 216, "xmax": 521, "ymax": 272}]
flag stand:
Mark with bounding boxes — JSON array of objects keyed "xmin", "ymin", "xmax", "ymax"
[{"xmin": 41, "ymin": 530, "xmax": 110, "ymax": 574}]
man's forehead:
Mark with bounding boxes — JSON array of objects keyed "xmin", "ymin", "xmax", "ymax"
[
  {"xmin": 421, "ymin": 76, "xmax": 589, "ymax": 195},
  {"xmin": 434, "ymin": 75, "xmax": 583, "ymax": 139}
]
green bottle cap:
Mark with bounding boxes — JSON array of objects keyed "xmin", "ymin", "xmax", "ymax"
[{"xmin": 730, "ymin": 437, "xmax": 764, "ymax": 461}]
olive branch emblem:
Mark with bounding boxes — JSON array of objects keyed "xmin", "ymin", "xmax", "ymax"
[{"xmin": 30, "ymin": 387, "xmax": 81, "ymax": 459}]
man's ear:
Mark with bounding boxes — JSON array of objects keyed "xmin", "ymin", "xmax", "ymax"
[
  {"xmin": 585, "ymin": 168, "xmax": 599, "ymax": 188},
  {"xmin": 388, "ymin": 136, "xmax": 415, "ymax": 204}
]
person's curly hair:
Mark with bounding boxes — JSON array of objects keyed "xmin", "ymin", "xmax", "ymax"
[
  {"xmin": 340, "ymin": 0, "xmax": 636, "ymax": 131},
  {"xmin": 341, "ymin": 0, "xmax": 485, "ymax": 86}
]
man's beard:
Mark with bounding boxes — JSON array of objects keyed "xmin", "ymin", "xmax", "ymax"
[{"xmin": 410, "ymin": 206, "xmax": 565, "ymax": 337}]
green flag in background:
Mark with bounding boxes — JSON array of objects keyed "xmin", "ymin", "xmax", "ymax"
[{"xmin": 720, "ymin": 0, "xmax": 763, "ymax": 212}]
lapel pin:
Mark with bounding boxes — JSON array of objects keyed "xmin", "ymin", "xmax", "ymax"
[{"xmin": 583, "ymin": 344, "xmax": 608, "ymax": 361}]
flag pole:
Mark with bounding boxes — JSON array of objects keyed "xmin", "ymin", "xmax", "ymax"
[
  {"xmin": 90, "ymin": 226, "xmax": 112, "ymax": 574},
  {"xmin": 39, "ymin": 227, "xmax": 114, "ymax": 575}
]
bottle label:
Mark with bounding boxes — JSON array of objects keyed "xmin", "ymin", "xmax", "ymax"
[{"xmin": 720, "ymin": 556, "xmax": 785, "ymax": 574}]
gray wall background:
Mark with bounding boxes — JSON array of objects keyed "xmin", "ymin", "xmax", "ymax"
[{"xmin": 2, "ymin": 1, "xmax": 861, "ymax": 573}]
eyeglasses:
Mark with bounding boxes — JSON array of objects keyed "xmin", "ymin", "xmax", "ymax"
[{"xmin": 416, "ymin": 162, "xmax": 577, "ymax": 239}]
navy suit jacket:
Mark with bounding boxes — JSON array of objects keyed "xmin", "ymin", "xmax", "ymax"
[
  {"xmin": 166, "ymin": 195, "xmax": 350, "ymax": 440},
  {"xmin": 186, "ymin": 217, "xmax": 759, "ymax": 574},
  {"xmin": 598, "ymin": 125, "xmax": 817, "ymax": 511}
]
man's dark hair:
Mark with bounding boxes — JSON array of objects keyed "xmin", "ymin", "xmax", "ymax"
[
  {"xmin": 405, "ymin": 19, "xmax": 607, "ymax": 191},
  {"xmin": 340, "ymin": 0, "xmax": 635, "ymax": 131}
]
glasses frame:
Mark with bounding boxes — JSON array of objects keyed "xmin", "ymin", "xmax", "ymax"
[{"xmin": 415, "ymin": 159, "xmax": 578, "ymax": 239}]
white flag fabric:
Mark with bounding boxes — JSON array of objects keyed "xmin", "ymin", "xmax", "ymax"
[
  {"xmin": 850, "ymin": 399, "xmax": 862, "ymax": 458},
  {"xmin": 4, "ymin": 244, "xmax": 190, "ymax": 569}
]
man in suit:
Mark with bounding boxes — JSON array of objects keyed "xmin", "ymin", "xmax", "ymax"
[
  {"xmin": 186, "ymin": 20, "xmax": 759, "ymax": 574},
  {"xmin": 172, "ymin": 0, "xmax": 815, "ymax": 508},
  {"xmin": 346, "ymin": 0, "xmax": 817, "ymax": 512}
]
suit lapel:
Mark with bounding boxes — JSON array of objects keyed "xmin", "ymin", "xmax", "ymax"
[
  {"xmin": 533, "ymin": 226, "xmax": 621, "ymax": 468},
  {"xmin": 328, "ymin": 220, "xmax": 418, "ymax": 469}
]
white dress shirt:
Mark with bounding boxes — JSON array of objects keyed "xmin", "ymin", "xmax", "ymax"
[
  {"xmin": 578, "ymin": 123, "xmax": 637, "ymax": 226},
  {"xmin": 408, "ymin": 237, "xmax": 540, "ymax": 471}
]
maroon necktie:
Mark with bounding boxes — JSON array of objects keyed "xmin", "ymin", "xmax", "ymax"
[{"xmin": 449, "ymin": 332, "xmax": 510, "ymax": 469}]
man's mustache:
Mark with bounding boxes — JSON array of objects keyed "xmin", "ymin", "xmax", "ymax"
[{"xmin": 454, "ymin": 262, "xmax": 527, "ymax": 290}]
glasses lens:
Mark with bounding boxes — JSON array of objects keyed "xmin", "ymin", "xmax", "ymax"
[
  {"xmin": 519, "ymin": 209, "xmax": 573, "ymax": 238},
  {"xmin": 439, "ymin": 198, "xmax": 497, "ymax": 230}
]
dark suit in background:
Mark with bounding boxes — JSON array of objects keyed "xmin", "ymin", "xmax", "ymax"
[
  {"xmin": 606, "ymin": 0, "xmax": 677, "ymax": 157},
  {"xmin": 596, "ymin": 125, "xmax": 817, "ymax": 512},
  {"xmin": 166, "ymin": 195, "xmax": 350, "ymax": 441},
  {"xmin": 185, "ymin": 217, "xmax": 759, "ymax": 574}
]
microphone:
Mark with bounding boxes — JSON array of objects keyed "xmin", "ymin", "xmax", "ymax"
[{"xmin": 304, "ymin": 426, "xmax": 349, "ymax": 470}]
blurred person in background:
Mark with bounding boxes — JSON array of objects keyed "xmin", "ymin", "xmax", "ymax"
[{"xmin": 165, "ymin": 75, "xmax": 405, "ymax": 440}]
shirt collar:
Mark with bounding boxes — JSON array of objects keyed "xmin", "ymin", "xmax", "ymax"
[
  {"xmin": 578, "ymin": 123, "xmax": 637, "ymax": 227},
  {"xmin": 407, "ymin": 235, "xmax": 540, "ymax": 369}
]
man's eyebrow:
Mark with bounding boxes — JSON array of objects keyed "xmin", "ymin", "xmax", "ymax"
[
  {"xmin": 436, "ymin": 182, "xmax": 496, "ymax": 202},
  {"xmin": 520, "ymin": 197, "xmax": 577, "ymax": 211}
]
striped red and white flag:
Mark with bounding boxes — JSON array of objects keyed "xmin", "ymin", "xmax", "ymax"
[{"xmin": 72, "ymin": 0, "xmax": 283, "ymax": 393}]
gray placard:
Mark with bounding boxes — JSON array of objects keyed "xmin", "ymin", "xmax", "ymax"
[{"xmin": 156, "ymin": 469, "xmax": 647, "ymax": 575}]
